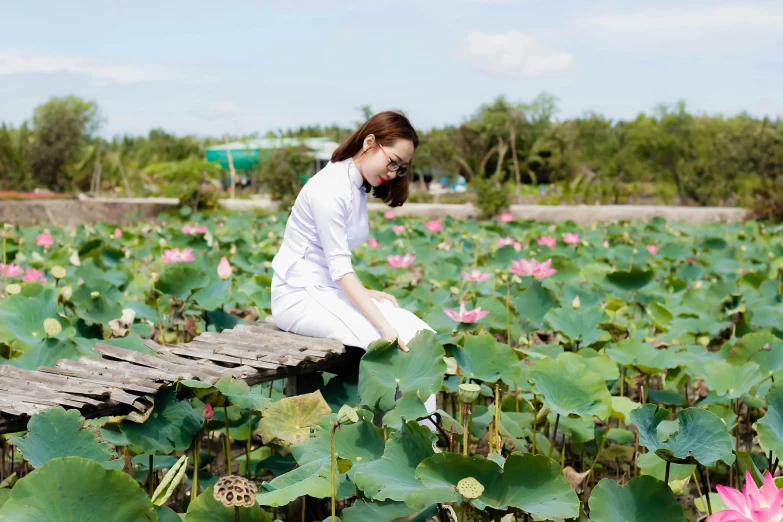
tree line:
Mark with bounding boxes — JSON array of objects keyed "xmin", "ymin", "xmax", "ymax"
[{"xmin": 1, "ymin": 95, "xmax": 781, "ymax": 210}]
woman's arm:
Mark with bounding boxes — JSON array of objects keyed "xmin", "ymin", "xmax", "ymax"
[{"xmin": 336, "ymin": 273, "xmax": 409, "ymax": 352}]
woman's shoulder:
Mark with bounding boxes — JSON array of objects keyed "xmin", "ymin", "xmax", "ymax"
[{"xmin": 304, "ymin": 160, "xmax": 351, "ymax": 194}]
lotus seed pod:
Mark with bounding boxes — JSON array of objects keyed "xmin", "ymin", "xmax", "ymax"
[
  {"xmin": 60, "ymin": 285, "xmax": 73, "ymax": 301},
  {"xmin": 458, "ymin": 383, "xmax": 481, "ymax": 404},
  {"xmin": 90, "ymin": 291, "xmax": 100, "ymax": 298},
  {"xmin": 6, "ymin": 284, "xmax": 21, "ymax": 295},
  {"xmin": 337, "ymin": 405, "xmax": 359, "ymax": 425},
  {"xmin": 51, "ymin": 266, "xmax": 67, "ymax": 279},
  {"xmin": 43, "ymin": 318, "xmax": 62, "ymax": 336},
  {"xmin": 213, "ymin": 475, "xmax": 258, "ymax": 508},
  {"xmin": 457, "ymin": 477, "xmax": 485, "ymax": 499}
]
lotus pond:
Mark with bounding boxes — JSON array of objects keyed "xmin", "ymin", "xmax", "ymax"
[{"xmin": 0, "ymin": 210, "xmax": 782, "ymax": 521}]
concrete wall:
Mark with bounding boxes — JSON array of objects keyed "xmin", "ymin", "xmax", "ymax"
[{"xmin": 0, "ymin": 197, "xmax": 748, "ymax": 226}]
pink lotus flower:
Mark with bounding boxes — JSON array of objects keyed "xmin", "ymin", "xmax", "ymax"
[
  {"xmin": 114, "ymin": 228, "xmax": 123, "ymax": 238},
  {"xmin": 387, "ymin": 254, "xmax": 416, "ymax": 268},
  {"xmin": 22, "ymin": 268, "xmax": 46, "ymax": 283},
  {"xmin": 0, "ymin": 263, "xmax": 24, "ymax": 278},
  {"xmin": 384, "ymin": 211, "xmax": 396, "ymax": 219},
  {"xmin": 367, "ymin": 238, "xmax": 380, "ymax": 248},
  {"xmin": 562, "ymin": 233, "xmax": 580, "ymax": 245},
  {"xmin": 646, "ymin": 245, "xmax": 659, "ymax": 255},
  {"xmin": 181, "ymin": 225, "xmax": 208, "ymax": 235},
  {"xmin": 425, "ymin": 220, "xmax": 443, "ymax": 232},
  {"xmin": 36, "ymin": 233, "xmax": 53, "ymax": 247},
  {"xmin": 203, "ymin": 403, "xmax": 214, "ymax": 421},
  {"xmin": 603, "ymin": 240, "xmax": 610, "ymax": 248},
  {"xmin": 392, "ymin": 225, "xmax": 406, "ymax": 234},
  {"xmin": 497, "ymin": 236, "xmax": 515, "ymax": 248},
  {"xmin": 499, "ymin": 212, "xmax": 514, "ymax": 223},
  {"xmin": 510, "ymin": 258, "xmax": 557, "ymax": 280},
  {"xmin": 462, "ymin": 269, "xmax": 491, "ymax": 282},
  {"xmin": 443, "ymin": 301, "xmax": 490, "ymax": 324},
  {"xmin": 162, "ymin": 248, "xmax": 195, "ymax": 263},
  {"xmin": 708, "ymin": 471, "xmax": 783, "ymax": 522},
  {"xmin": 217, "ymin": 256, "xmax": 232, "ymax": 280},
  {"xmin": 536, "ymin": 236, "xmax": 557, "ymax": 248}
]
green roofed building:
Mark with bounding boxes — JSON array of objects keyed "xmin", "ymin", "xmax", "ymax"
[{"xmin": 205, "ymin": 137, "xmax": 339, "ymax": 172}]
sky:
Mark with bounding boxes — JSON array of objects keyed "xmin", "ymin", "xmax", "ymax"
[{"xmin": 1, "ymin": 0, "xmax": 781, "ymax": 138}]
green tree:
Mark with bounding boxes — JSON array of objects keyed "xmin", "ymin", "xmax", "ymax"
[{"xmin": 27, "ymin": 96, "xmax": 101, "ymax": 190}]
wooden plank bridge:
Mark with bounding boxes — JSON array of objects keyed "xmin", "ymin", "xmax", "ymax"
[{"xmin": 0, "ymin": 319, "xmax": 346, "ymax": 434}]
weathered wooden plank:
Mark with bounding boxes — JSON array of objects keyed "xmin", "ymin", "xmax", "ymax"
[
  {"xmin": 150, "ymin": 351, "xmax": 253, "ymax": 380},
  {"xmin": 92, "ymin": 343, "xmax": 215, "ymax": 380},
  {"xmin": 165, "ymin": 345, "xmax": 280, "ymax": 370},
  {"xmin": 233, "ymin": 323, "xmax": 344, "ymax": 353},
  {"xmin": 36, "ymin": 367, "xmax": 160, "ymax": 395},
  {"xmin": 57, "ymin": 357, "xmax": 178, "ymax": 384},
  {"xmin": 0, "ymin": 366, "xmax": 148, "ymax": 409},
  {"xmin": 206, "ymin": 328, "xmax": 338, "ymax": 354},
  {"xmin": 205, "ymin": 330, "xmax": 333, "ymax": 359},
  {"xmin": 0, "ymin": 377, "xmax": 105, "ymax": 408},
  {"xmin": 188, "ymin": 335, "xmax": 327, "ymax": 365}
]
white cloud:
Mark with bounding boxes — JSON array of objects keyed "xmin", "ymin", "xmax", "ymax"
[
  {"xmin": 461, "ymin": 30, "xmax": 573, "ymax": 79},
  {"xmin": 207, "ymin": 101, "xmax": 238, "ymax": 119},
  {"xmin": 0, "ymin": 50, "xmax": 175, "ymax": 84},
  {"xmin": 584, "ymin": 4, "xmax": 783, "ymax": 35}
]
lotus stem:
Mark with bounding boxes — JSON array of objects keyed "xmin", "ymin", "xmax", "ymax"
[
  {"xmin": 692, "ymin": 470, "xmax": 705, "ymax": 515},
  {"xmin": 531, "ymin": 394, "xmax": 538, "ymax": 455},
  {"xmin": 494, "ymin": 384, "xmax": 501, "ymax": 453},
  {"xmin": 331, "ymin": 422, "xmax": 339, "ymax": 521},
  {"xmin": 191, "ymin": 429, "xmax": 201, "ymax": 501},
  {"xmin": 234, "ymin": 506, "xmax": 240, "ymax": 522},
  {"xmin": 588, "ymin": 427, "xmax": 608, "ymax": 476},
  {"xmin": 223, "ymin": 405, "xmax": 231, "ymax": 474},
  {"xmin": 505, "ymin": 283, "xmax": 511, "ymax": 345},
  {"xmin": 548, "ymin": 414, "xmax": 560, "ymax": 459},
  {"xmin": 148, "ymin": 454, "xmax": 154, "ymax": 497},
  {"xmin": 664, "ymin": 461, "xmax": 671, "ymax": 486}
]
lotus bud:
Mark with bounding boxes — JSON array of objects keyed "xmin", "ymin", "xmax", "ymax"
[
  {"xmin": 213, "ymin": 475, "xmax": 257, "ymax": 508},
  {"xmin": 43, "ymin": 318, "xmax": 62, "ymax": 336},
  {"xmin": 336, "ymin": 405, "xmax": 359, "ymax": 425},
  {"xmin": 60, "ymin": 285, "xmax": 73, "ymax": 301},
  {"xmin": 51, "ymin": 266, "xmax": 66, "ymax": 280},
  {"xmin": 459, "ymin": 383, "xmax": 481, "ymax": 404},
  {"xmin": 450, "ymin": 286, "xmax": 460, "ymax": 295},
  {"xmin": 158, "ymin": 238, "xmax": 167, "ymax": 247},
  {"xmin": 203, "ymin": 403, "xmax": 214, "ymax": 421},
  {"xmin": 572, "ymin": 295, "xmax": 581, "ymax": 309},
  {"xmin": 6, "ymin": 284, "xmax": 21, "ymax": 295},
  {"xmin": 217, "ymin": 256, "xmax": 232, "ymax": 280},
  {"xmin": 536, "ymin": 407, "xmax": 551, "ymax": 423},
  {"xmin": 69, "ymin": 251, "xmax": 80, "ymax": 267},
  {"xmin": 457, "ymin": 477, "xmax": 484, "ymax": 499}
]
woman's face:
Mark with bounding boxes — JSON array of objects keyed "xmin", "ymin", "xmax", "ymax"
[{"xmin": 359, "ymin": 136, "xmax": 414, "ymax": 187}]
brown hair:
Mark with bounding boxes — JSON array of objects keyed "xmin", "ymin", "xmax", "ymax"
[{"xmin": 331, "ymin": 110, "xmax": 419, "ymax": 207}]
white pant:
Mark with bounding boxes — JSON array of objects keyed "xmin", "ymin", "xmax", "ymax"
[{"xmin": 272, "ymin": 274, "xmax": 438, "ymax": 429}]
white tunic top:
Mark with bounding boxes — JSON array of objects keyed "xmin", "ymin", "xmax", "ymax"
[{"xmin": 271, "ymin": 158, "xmax": 369, "ymax": 289}]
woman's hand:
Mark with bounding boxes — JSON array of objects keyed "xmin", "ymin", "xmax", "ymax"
[
  {"xmin": 368, "ymin": 290, "xmax": 399, "ymax": 308},
  {"xmin": 379, "ymin": 324, "xmax": 408, "ymax": 352}
]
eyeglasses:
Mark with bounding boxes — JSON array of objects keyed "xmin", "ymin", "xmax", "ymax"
[{"xmin": 377, "ymin": 143, "xmax": 408, "ymax": 177}]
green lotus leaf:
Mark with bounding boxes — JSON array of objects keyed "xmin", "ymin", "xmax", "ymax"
[
  {"xmin": 528, "ymin": 356, "xmax": 612, "ymax": 420},
  {"xmin": 701, "ymin": 360, "xmax": 763, "ymax": 399},
  {"xmin": 291, "ymin": 415, "xmax": 385, "ymax": 478},
  {"xmin": 451, "ymin": 333, "xmax": 522, "ymax": 385},
  {"xmin": 156, "ymin": 265, "xmax": 209, "ymax": 298},
  {"xmin": 255, "ymin": 456, "xmax": 349, "ymax": 507},
  {"xmin": 606, "ymin": 337, "xmax": 686, "ymax": 374},
  {"xmin": 629, "ymin": 404, "xmax": 735, "ymax": 466},
  {"xmin": 756, "ymin": 380, "xmax": 783, "ymax": 456},
  {"xmin": 352, "ymin": 420, "xmax": 445, "ymax": 508},
  {"xmin": 588, "ymin": 476, "xmax": 683, "ymax": 522},
  {"xmin": 340, "ymin": 500, "xmax": 421, "ymax": 522},
  {"xmin": 605, "ymin": 269, "xmax": 655, "ymax": 292},
  {"xmin": 0, "ymin": 456, "xmax": 156, "ymax": 521},
  {"xmin": 381, "ymin": 391, "xmax": 430, "ymax": 430},
  {"xmin": 214, "ymin": 376, "xmax": 272, "ymax": 412},
  {"xmin": 513, "ymin": 280, "xmax": 557, "ymax": 329},
  {"xmin": 192, "ymin": 275, "xmax": 232, "ymax": 311},
  {"xmin": 544, "ymin": 306, "xmax": 607, "ymax": 348},
  {"xmin": 415, "ymin": 452, "xmax": 502, "ymax": 505},
  {"xmin": 728, "ymin": 332, "xmax": 783, "ymax": 379},
  {"xmin": 186, "ymin": 486, "xmax": 272, "ymax": 521},
  {"xmin": 474, "ymin": 454, "xmax": 579, "ymax": 520},
  {"xmin": 257, "ymin": 390, "xmax": 331, "ymax": 454},
  {"xmin": 646, "ymin": 302, "xmax": 673, "ymax": 331},
  {"xmin": 636, "ymin": 452, "xmax": 695, "ymax": 482},
  {"xmin": 10, "ymin": 407, "xmax": 121, "ymax": 470},
  {"xmin": 120, "ymin": 387, "xmax": 203, "ymax": 454},
  {"xmin": 358, "ymin": 330, "xmax": 446, "ymax": 411},
  {"xmin": 561, "ymin": 350, "xmax": 619, "ymax": 381},
  {"xmin": 0, "ymin": 287, "xmax": 69, "ymax": 349},
  {"xmin": 155, "ymin": 506, "xmax": 181, "ymax": 522},
  {"xmin": 610, "ymin": 396, "xmax": 641, "ymax": 422}
]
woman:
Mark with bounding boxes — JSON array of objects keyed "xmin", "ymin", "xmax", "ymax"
[{"xmin": 271, "ymin": 111, "xmax": 437, "ymax": 419}]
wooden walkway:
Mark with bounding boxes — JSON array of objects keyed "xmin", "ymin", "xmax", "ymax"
[{"xmin": 0, "ymin": 319, "xmax": 345, "ymax": 434}]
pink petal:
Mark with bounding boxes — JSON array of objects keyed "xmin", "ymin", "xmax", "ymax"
[
  {"xmin": 717, "ymin": 484, "xmax": 751, "ymax": 514},
  {"xmin": 443, "ymin": 308, "xmax": 460, "ymax": 321}
]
